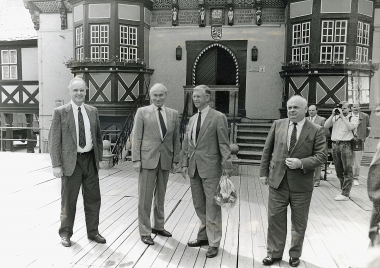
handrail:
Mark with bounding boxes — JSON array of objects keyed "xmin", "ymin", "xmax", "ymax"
[
  {"xmin": 0, "ymin": 126, "xmax": 41, "ymax": 152},
  {"xmin": 111, "ymin": 80, "xmax": 150, "ymax": 165},
  {"xmin": 179, "ymin": 91, "xmax": 190, "ymax": 144}
]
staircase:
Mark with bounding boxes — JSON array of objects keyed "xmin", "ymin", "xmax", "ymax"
[{"xmin": 235, "ymin": 120, "xmax": 273, "ymax": 165}]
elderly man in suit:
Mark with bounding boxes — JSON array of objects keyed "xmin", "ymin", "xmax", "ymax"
[
  {"xmin": 260, "ymin": 95, "xmax": 327, "ymax": 267},
  {"xmin": 181, "ymin": 85, "xmax": 232, "ymax": 258},
  {"xmin": 132, "ymin": 83, "xmax": 180, "ymax": 246},
  {"xmin": 49, "ymin": 77, "xmax": 105, "ymax": 247},
  {"xmin": 308, "ymin": 104, "xmax": 329, "ymax": 186},
  {"xmin": 348, "ymin": 103, "xmax": 371, "ymax": 186}
]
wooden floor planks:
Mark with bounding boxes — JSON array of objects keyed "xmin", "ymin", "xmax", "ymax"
[{"xmin": 1, "ymin": 152, "xmax": 375, "ymax": 268}]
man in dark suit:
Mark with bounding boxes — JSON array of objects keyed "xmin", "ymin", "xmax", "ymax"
[
  {"xmin": 308, "ymin": 104, "xmax": 329, "ymax": 186},
  {"xmin": 132, "ymin": 83, "xmax": 180, "ymax": 246},
  {"xmin": 260, "ymin": 95, "xmax": 327, "ymax": 267},
  {"xmin": 182, "ymin": 85, "xmax": 232, "ymax": 258},
  {"xmin": 49, "ymin": 77, "xmax": 105, "ymax": 247}
]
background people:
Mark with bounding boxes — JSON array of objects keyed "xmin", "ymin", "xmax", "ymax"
[
  {"xmin": 324, "ymin": 101, "xmax": 356, "ymax": 201},
  {"xmin": 49, "ymin": 77, "xmax": 105, "ymax": 247},
  {"xmin": 307, "ymin": 104, "xmax": 329, "ymax": 186},
  {"xmin": 260, "ymin": 95, "xmax": 327, "ymax": 267},
  {"xmin": 349, "ymin": 103, "xmax": 371, "ymax": 186},
  {"xmin": 181, "ymin": 84, "xmax": 232, "ymax": 258},
  {"xmin": 131, "ymin": 83, "xmax": 180, "ymax": 245}
]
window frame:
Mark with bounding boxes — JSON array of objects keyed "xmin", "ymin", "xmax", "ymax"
[
  {"xmin": 291, "ymin": 21, "xmax": 310, "ymax": 63},
  {"xmin": 320, "ymin": 19, "xmax": 348, "ymax": 63},
  {"xmin": 119, "ymin": 24, "xmax": 138, "ymax": 61},
  {"xmin": 90, "ymin": 24, "xmax": 110, "ymax": 60},
  {"xmin": 356, "ymin": 21, "xmax": 370, "ymax": 63},
  {"xmin": 1, "ymin": 49, "xmax": 18, "ymax": 80}
]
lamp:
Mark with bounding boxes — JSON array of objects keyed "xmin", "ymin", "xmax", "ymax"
[
  {"xmin": 251, "ymin": 46, "xmax": 258, "ymax": 61},
  {"xmin": 176, "ymin": 45, "xmax": 182, "ymax": 60}
]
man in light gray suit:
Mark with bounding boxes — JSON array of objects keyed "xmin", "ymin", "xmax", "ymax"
[
  {"xmin": 132, "ymin": 83, "xmax": 180, "ymax": 246},
  {"xmin": 49, "ymin": 77, "xmax": 105, "ymax": 247},
  {"xmin": 260, "ymin": 96, "xmax": 326, "ymax": 267},
  {"xmin": 182, "ymin": 85, "xmax": 232, "ymax": 258}
]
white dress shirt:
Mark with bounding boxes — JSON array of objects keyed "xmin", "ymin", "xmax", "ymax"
[
  {"xmin": 350, "ymin": 113, "xmax": 360, "ymax": 135},
  {"xmin": 309, "ymin": 116, "xmax": 315, "ymax": 123},
  {"xmin": 192, "ymin": 105, "xmax": 210, "ymax": 144},
  {"xmin": 71, "ymin": 100, "xmax": 93, "ymax": 152},
  {"xmin": 287, "ymin": 118, "xmax": 306, "ymax": 150},
  {"xmin": 153, "ymin": 104, "xmax": 167, "ymax": 140}
]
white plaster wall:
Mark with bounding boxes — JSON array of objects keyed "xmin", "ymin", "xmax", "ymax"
[
  {"xmin": 21, "ymin": 47, "xmax": 38, "ymax": 80},
  {"xmin": 149, "ymin": 25, "xmax": 285, "ymax": 119},
  {"xmin": 38, "ymin": 13, "xmax": 74, "ymax": 152}
]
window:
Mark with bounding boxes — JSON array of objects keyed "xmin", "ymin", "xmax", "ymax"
[
  {"xmin": 119, "ymin": 25, "xmax": 138, "ymax": 60},
  {"xmin": 75, "ymin": 26, "xmax": 84, "ymax": 60},
  {"xmin": 356, "ymin": 21, "xmax": 370, "ymax": 62},
  {"xmin": 1, "ymin": 50, "xmax": 18, "ymax": 80},
  {"xmin": 320, "ymin": 20, "xmax": 347, "ymax": 63},
  {"xmin": 90, "ymin": 24, "xmax": 109, "ymax": 60},
  {"xmin": 291, "ymin": 22, "xmax": 310, "ymax": 62},
  {"xmin": 348, "ymin": 73, "xmax": 369, "ymax": 104}
]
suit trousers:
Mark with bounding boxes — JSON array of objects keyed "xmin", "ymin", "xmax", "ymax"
[
  {"xmin": 190, "ymin": 169, "xmax": 222, "ymax": 247},
  {"xmin": 267, "ymin": 176, "xmax": 312, "ymax": 259},
  {"xmin": 138, "ymin": 161, "xmax": 169, "ymax": 236},
  {"xmin": 59, "ymin": 152, "xmax": 101, "ymax": 238},
  {"xmin": 352, "ymin": 150, "xmax": 364, "ymax": 180}
]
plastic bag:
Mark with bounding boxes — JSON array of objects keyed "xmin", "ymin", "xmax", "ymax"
[{"xmin": 214, "ymin": 174, "xmax": 237, "ymax": 212}]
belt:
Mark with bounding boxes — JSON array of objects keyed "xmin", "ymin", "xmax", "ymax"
[
  {"xmin": 77, "ymin": 149, "xmax": 93, "ymax": 155},
  {"xmin": 332, "ymin": 140, "xmax": 351, "ymax": 144}
]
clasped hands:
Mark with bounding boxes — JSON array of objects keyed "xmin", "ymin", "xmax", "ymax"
[{"xmin": 181, "ymin": 167, "xmax": 232, "ymax": 180}]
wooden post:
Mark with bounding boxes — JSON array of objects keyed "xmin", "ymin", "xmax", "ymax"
[
  {"xmin": 26, "ymin": 114, "xmax": 35, "ymax": 153},
  {"xmin": 4, "ymin": 113, "xmax": 14, "ymax": 152}
]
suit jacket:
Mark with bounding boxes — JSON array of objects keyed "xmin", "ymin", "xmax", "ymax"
[
  {"xmin": 260, "ymin": 119, "xmax": 327, "ymax": 192},
  {"xmin": 368, "ymin": 141, "xmax": 380, "ymax": 202},
  {"xmin": 348, "ymin": 112, "xmax": 371, "ymax": 140},
  {"xmin": 309, "ymin": 115, "xmax": 330, "ymax": 137},
  {"xmin": 131, "ymin": 105, "xmax": 180, "ymax": 170},
  {"xmin": 182, "ymin": 107, "xmax": 232, "ymax": 179},
  {"xmin": 48, "ymin": 103, "xmax": 103, "ymax": 177}
]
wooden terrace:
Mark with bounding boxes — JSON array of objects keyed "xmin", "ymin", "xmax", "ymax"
[{"xmin": 1, "ymin": 152, "xmax": 375, "ymax": 268}]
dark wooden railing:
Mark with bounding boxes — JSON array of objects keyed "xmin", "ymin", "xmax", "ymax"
[
  {"xmin": 179, "ymin": 91, "xmax": 191, "ymax": 144},
  {"xmin": 111, "ymin": 80, "xmax": 150, "ymax": 165}
]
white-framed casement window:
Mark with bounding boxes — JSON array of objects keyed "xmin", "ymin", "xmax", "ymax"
[
  {"xmin": 320, "ymin": 20, "xmax": 347, "ymax": 63},
  {"xmin": 75, "ymin": 26, "xmax": 84, "ymax": 61},
  {"xmin": 119, "ymin": 25, "xmax": 138, "ymax": 60},
  {"xmin": 90, "ymin": 24, "xmax": 109, "ymax": 60},
  {"xmin": 356, "ymin": 21, "xmax": 370, "ymax": 62},
  {"xmin": 291, "ymin": 22, "xmax": 310, "ymax": 62},
  {"xmin": 1, "ymin": 50, "xmax": 18, "ymax": 80}
]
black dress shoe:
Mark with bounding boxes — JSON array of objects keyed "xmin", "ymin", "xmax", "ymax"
[
  {"xmin": 206, "ymin": 247, "xmax": 218, "ymax": 258},
  {"xmin": 88, "ymin": 234, "xmax": 106, "ymax": 244},
  {"xmin": 262, "ymin": 256, "xmax": 282, "ymax": 266},
  {"xmin": 187, "ymin": 239, "xmax": 209, "ymax": 247},
  {"xmin": 61, "ymin": 237, "xmax": 71, "ymax": 247},
  {"xmin": 152, "ymin": 228, "xmax": 172, "ymax": 237},
  {"xmin": 289, "ymin": 257, "xmax": 300, "ymax": 267},
  {"xmin": 141, "ymin": 236, "xmax": 154, "ymax": 245}
]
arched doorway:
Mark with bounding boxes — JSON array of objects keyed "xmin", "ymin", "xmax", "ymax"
[
  {"xmin": 194, "ymin": 45, "xmax": 237, "ymax": 114},
  {"xmin": 185, "ymin": 40, "xmax": 247, "ymax": 117}
]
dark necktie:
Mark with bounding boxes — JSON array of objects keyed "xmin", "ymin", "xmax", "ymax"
[
  {"xmin": 289, "ymin": 122, "xmax": 297, "ymax": 152},
  {"xmin": 157, "ymin": 107, "xmax": 167, "ymax": 138},
  {"xmin": 196, "ymin": 111, "xmax": 201, "ymax": 142},
  {"xmin": 78, "ymin": 107, "xmax": 86, "ymax": 148}
]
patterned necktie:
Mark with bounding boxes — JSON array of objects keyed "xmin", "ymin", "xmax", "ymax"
[
  {"xmin": 78, "ymin": 107, "xmax": 86, "ymax": 148},
  {"xmin": 196, "ymin": 111, "xmax": 201, "ymax": 142},
  {"xmin": 157, "ymin": 107, "xmax": 167, "ymax": 138},
  {"xmin": 289, "ymin": 122, "xmax": 297, "ymax": 152}
]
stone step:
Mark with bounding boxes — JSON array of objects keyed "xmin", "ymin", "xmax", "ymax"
[
  {"xmin": 237, "ymin": 150, "xmax": 263, "ymax": 156},
  {"xmin": 236, "ymin": 136, "xmax": 267, "ymax": 144},
  {"xmin": 238, "ymin": 159, "xmax": 261, "ymax": 165},
  {"xmin": 237, "ymin": 143, "xmax": 265, "ymax": 151}
]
